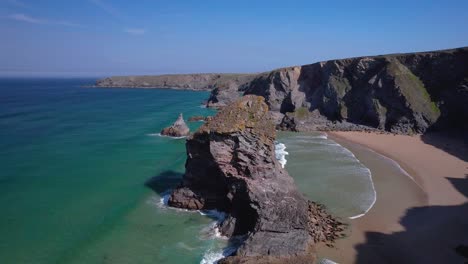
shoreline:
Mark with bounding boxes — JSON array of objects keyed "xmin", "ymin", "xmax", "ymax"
[
  {"xmin": 318, "ymin": 131, "xmax": 467, "ymax": 263},
  {"xmin": 329, "ymin": 131, "xmax": 468, "ymax": 206},
  {"xmin": 86, "ymin": 85, "xmax": 212, "ymax": 91}
]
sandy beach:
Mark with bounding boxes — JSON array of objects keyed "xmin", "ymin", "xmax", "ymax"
[{"xmin": 318, "ymin": 131, "xmax": 468, "ymax": 263}]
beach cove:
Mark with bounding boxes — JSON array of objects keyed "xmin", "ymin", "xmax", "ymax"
[{"xmin": 319, "ymin": 132, "xmax": 468, "ymax": 263}]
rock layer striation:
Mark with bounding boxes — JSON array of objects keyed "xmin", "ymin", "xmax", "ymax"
[
  {"xmin": 168, "ymin": 95, "xmax": 344, "ymax": 263},
  {"xmin": 243, "ymin": 47, "xmax": 468, "ymax": 134}
]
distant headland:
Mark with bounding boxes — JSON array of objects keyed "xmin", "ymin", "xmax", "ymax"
[{"xmin": 95, "ymin": 46, "xmax": 468, "ymax": 137}]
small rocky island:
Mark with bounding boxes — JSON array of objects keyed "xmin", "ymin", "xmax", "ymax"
[
  {"xmin": 160, "ymin": 113, "xmax": 190, "ymax": 137},
  {"xmin": 168, "ymin": 95, "xmax": 344, "ymax": 263}
]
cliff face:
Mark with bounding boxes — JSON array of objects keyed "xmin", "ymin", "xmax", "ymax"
[
  {"xmin": 168, "ymin": 95, "xmax": 343, "ymax": 263},
  {"xmin": 96, "ymin": 47, "xmax": 468, "ymax": 134},
  {"xmin": 95, "ymin": 73, "xmax": 255, "ymax": 91},
  {"xmin": 244, "ymin": 47, "xmax": 468, "ymax": 134}
]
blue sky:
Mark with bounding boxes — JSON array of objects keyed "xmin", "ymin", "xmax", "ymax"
[{"xmin": 1, "ymin": 0, "xmax": 467, "ymax": 77}]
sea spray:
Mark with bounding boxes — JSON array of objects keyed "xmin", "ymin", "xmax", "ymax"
[
  {"xmin": 147, "ymin": 133, "xmax": 187, "ymax": 139},
  {"xmin": 154, "ymin": 192, "xmax": 243, "ymax": 264},
  {"xmin": 274, "ymin": 141, "xmax": 289, "ymax": 168}
]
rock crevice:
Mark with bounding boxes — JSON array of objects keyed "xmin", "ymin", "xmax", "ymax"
[{"xmin": 168, "ymin": 95, "xmax": 344, "ymax": 263}]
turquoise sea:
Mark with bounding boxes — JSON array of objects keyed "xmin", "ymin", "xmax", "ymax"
[{"xmin": 0, "ymin": 79, "xmax": 375, "ymax": 263}]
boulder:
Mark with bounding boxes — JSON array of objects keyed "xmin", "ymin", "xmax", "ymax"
[{"xmin": 160, "ymin": 113, "xmax": 190, "ymax": 137}]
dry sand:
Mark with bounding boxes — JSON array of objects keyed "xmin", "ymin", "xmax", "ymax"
[
  {"xmin": 331, "ymin": 132, "xmax": 468, "ymax": 206},
  {"xmin": 317, "ymin": 131, "xmax": 468, "ymax": 264}
]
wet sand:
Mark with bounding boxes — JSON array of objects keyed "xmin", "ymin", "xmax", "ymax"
[
  {"xmin": 317, "ymin": 132, "xmax": 468, "ymax": 263},
  {"xmin": 330, "ymin": 132, "xmax": 468, "ymax": 205}
]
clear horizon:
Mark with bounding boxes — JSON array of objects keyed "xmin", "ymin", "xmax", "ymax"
[{"xmin": 1, "ymin": 0, "xmax": 468, "ymax": 77}]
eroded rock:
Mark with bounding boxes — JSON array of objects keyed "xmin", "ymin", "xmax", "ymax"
[
  {"xmin": 168, "ymin": 95, "xmax": 344, "ymax": 263},
  {"xmin": 160, "ymin": 113, "xmax": 190, "ymax": 137}
]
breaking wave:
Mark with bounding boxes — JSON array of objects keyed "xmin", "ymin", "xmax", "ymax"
[
  {"xmin": 152, "ymin": 192, "xmax": 240, "ymax": 264},
  {"xmin": 147, "ymin": 133, "xmax": 187, "ymax": 139},
  {"xmin": 275, "ymin": 142, "xmax": 289, "ymax": 168}
]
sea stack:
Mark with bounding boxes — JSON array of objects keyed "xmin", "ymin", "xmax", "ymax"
[
  {"xmin": 160, "ymin": 113, "xmax": 190, "ymax": 137},
  {"xmin": 168, "ymin": 95, "xmax": 344, "ymax": 263}
]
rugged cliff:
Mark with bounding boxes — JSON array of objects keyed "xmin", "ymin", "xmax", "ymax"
[
  {"xmin": 168, "ymin": 95, "xmax": 344, "ymax": 263},
  {"xmin": 243, "ymin": 47, "xmax": 468, "ymax": 134},
  {"xmin": 96, "ymin": 47, "xmax": 468, "ymax": 134},
  {"xmin": 95, "ymin": 73, "xmax": 255, "ymax": 91}
]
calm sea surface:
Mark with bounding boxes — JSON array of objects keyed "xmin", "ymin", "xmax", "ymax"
[{"xmin": 0, "ymin": 79, "xmax": 374, "ymax": 263}]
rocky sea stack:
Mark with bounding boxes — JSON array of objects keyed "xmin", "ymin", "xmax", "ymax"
[
  {"xmin": 160, "ymin": 113, "xmax": 190, "ymax": 137},
  {"xmin": 168, "ymin": 95, "xmax": 344, "ymax": 263}
]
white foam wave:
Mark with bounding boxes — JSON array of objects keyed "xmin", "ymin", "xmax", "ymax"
[
  {"xmin": 199, "ymin": 210, "xmax": 227, "ymax": 222},
  {"xmin": 149, "ymin": 193, "xmax": 192, "ymax": 213},
  {"xmin": 151, "ymin": 193, "xmax": 241, "ymax": 263},
  {"xmin": 200, "ymin": 236, "xmax": 244, "ymax": 264},
  {"xmin": 147, "ymin": 133, "xmax": 187, "ymax": 139},
  {"xmin": 159, "ymin": 192, "xmax": 170, "ymax": 206},
  {"xmin": 319, "ymin": 258, "xmax": 339, "ymax": 264},
  {"xmin": 153, "ymin": 193, "xmax": 230, "ymax": 238},
  {"xmin": 177, "ymin": 242, "xmax": 197, "ymax": 251},
  {"xmin": 200, "ymin": 246, "xmax": 238, "ymax": 264},
  {"xmin": 275, "ymin": 142, "xmax": 289, "ymax": 168},
  {"xmin": 200, "ymin": 250, "xmax": 224, "ymax": 264},
  {"xmin": 294, "ymin": 133, "xmax": 328, "ymax": 140},
  {"xmin": 326, "ymin": 140, "xmax": 377, "ymax": 220},
  {"xmin": 365, "ymin": 148, "xmax": 425, "ymax": 191}
]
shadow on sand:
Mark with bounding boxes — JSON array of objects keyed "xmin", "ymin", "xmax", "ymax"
[
  {"xmin": 355, "ymin": 175, "xmax": 468, "ymax": 264},
  {"xmin": 420, "ymin": 131, "xmax": 468, "ymax": 162}
]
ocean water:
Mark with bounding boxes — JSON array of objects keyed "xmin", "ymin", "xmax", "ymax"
[
  {"xmin": 0, "ymin": 78, "xmax": 375, "ymax": 264},
  {"xmin": 277, "ymin": 132, "xmax": 376, "ymax": 219}
]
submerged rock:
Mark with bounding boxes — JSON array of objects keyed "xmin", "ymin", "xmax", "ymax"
[
  {"xmin": 168, "ymin": 95, "xmax": 344, "ymax": 263},
  {"xmin": 160, "ymin": 113, "xmax": 190, "ymax": 137},
  {"xmin": 188, "ymin": 115, "xmax": 210, "ymax": 122}
]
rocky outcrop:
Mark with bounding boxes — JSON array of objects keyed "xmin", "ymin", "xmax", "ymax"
[
  {"xmin": 188, "ymin": 115, "xmax": 210, "ymax": 122},
  {"xmin": 97, "ymin": 47, "xmax": 467, "ymax": 135},
  {"xmin": 244, "ymin": 47, "xmax": 468, "ymax": 134},
  {"xmin": 205, "ymin": 78, "xmax": 253, "ymax": 108},
  {"xmin": 95, "ymin": 73, "xmax": 256, "ymax": 91},
  {"xmin": 168, "ymin": 95, "xmax": 344, "ymax": 263},
  {"xmin": 160, "ymin": 113, "xmax": 190, "ymax": 137}
]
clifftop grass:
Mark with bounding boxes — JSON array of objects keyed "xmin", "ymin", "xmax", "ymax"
[{"xmin": 198, "ymin": 95, "xmax": 275, "ymax": 140}]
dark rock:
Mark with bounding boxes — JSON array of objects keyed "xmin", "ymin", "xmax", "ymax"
[
  {"xmin": 455, "ymin": 244, "xmax": 468, "ymax": 261},
  {"xmin": 168, "ymin": 95, "xmax": 345, "ymax": 262},
  {"xmin": 245, "ymin": 47, "xmax": 468, "ymax": 135},
  {"xmin": 96, "ymin": 47, "xmax": 468, "ymax": 135},
  {"xmin": 160, "ymin": 113, "xmax": 190, "ymax": 137},
  {"xmin": 206, "ymin": 79, "xmax": 252, "ymax": 109},
  {"xmin": 277, "ymin": 112, "xmax": 297, "ymax": 131}
]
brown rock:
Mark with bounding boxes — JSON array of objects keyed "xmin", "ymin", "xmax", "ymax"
[
  {"xmin": 167, "ymin": 95, "xmax": 345, "ymax": 262},
  {"xmin": 160, "ymin": 113, "xmax": 190, "ymax": 137}
]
